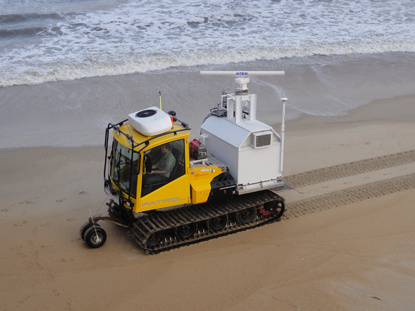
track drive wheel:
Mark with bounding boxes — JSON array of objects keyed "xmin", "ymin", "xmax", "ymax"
[
  {"xmin": 84, "ymin": 226, "xmax": 107, "ymax": 248},
  {"xmin": 146, "ymin": 232, "xmax": 162, "ymax": 247},
  {"xmin": 79, "ymin": 222, "xmax": 101, "ymax": 241},
  {"xmin": 258, "ymin": 200, "xmax": 285, "ymax": 218},
  {"xmin": 235, "ymin": 207, "xmax": 257, "ymax": 225},
  {"xmin": 176, "ymin": 223, "xmax": 197, "ymax": 239},
  {"xmin": 207, "ymin": 215, "xmax": 228, "ymax": 232}
]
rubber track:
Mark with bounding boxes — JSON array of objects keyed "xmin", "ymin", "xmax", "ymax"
[
  {"xmin": 128, "ymin": 150, "xmax": 415, "ymax": 254},
  {"xmin": 283, "ymin": 150, "xmax": 415, "ymax": 189},
  {"xmin": 283, "ymin": 172, "xmax": 415, "ymax": 220},
  {"xmin": 129, "ymin": 190, "xmax": 283, "ymax": 254},
  {"xmin": 130, "ymin": 173, "xmax": 415, "ymax": 254}
]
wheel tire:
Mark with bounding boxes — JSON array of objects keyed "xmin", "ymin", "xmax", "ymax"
[
  {"xmin": 79, "ymin": 222, "xmax": 101, "ymax": 241},
  {"xmin": 207, "ymin": 215, "xmax": 228, "ymax": 232},
  {"xmin": 235, "ymin": 207, "xmax": 257, "ymax": 225},
  {"xmin": 84, "ymin": 226, "xmax": 107, "ymax": 248},
  {"xmin": 176, "ymin": 223, "xmax": 197, "ymax": 239}
]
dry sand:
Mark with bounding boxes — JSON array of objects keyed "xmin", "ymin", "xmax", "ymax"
[{"xmin": 1, "ymin": 95, "xmax": 415, "ymax": 311}]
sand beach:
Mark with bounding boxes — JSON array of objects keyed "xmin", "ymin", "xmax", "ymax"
[
  {"xmin": 1, "ymin": 92, "xmax": 415, "ymax": 310},
  {"xmin": 2, "ymin": 0, "xmax": 415, "ymax": 309}
]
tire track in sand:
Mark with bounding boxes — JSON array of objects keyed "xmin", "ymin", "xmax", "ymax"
[
  {"xmin": 283, "ymin": 172, "xmax": 415, "ymax": 219},
  {"xmin": 283, "ymin": 150, "xmax": 415, "ymax": 189}
]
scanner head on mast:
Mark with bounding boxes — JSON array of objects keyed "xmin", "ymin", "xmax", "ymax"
[
  {"xmin": 200, "ymin": 70, "xmax": 285, "ymax": 95},
  {"xmin": 200, "ymin": 71, "xmax": 285, "ymax": 123}
]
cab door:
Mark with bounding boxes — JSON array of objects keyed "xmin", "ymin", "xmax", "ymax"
[{"xmin": 138, "ymin": 138, "xmax": 190, "ymax": 213}]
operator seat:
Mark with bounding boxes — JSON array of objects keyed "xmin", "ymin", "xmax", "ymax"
[{"xmin": 168, "ymin": 147, "xmax": 180, "ymax": 181}]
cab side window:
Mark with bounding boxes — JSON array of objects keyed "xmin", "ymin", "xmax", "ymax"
[{"xmin": 141, "ymin": 139, "xmax": 185, "ymax": 197}]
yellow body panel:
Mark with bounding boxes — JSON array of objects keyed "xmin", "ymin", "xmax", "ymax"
[
  {"xmin": 189, "ymin": 165, "xmax": 222, "ymax": 204},
  {"xmin": 138, "ymin": 174, "xmax": 191, "ymax": 212}
]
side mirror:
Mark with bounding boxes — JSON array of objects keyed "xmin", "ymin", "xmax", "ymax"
[{"xmin": 144, "ymin": 155, "xmax": 152, "ymax": 173}]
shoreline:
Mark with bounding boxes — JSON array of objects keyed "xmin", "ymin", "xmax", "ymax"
[
  {"xmin": 1, "ymin": 91, "xmax": 415, "ymax": 310},
  {"xmin": 2, "ymin": 51, "xmax": 415, "ymax": 149},
  {"xmin": 2, "ymin": 92, "xmax": 414, "ymax": 151}
]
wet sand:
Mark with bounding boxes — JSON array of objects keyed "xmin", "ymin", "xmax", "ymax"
[{"xmin": 1, "ymin": 94, "xmax": 415, "ymax": 310}]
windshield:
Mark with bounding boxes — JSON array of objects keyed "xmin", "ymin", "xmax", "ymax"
[{"xmin": 110, "ymin": 139, "xmax": 139, "ymax": 198}]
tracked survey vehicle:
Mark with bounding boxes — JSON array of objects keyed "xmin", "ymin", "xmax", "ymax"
[{"xmin": 80, "ymin": 71, "xmax": 287, "ymax": 254}]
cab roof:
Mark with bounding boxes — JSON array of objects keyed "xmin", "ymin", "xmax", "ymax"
[{"xmin": 113, "ymin": 122, "xmax": 190, "ymax": 151}]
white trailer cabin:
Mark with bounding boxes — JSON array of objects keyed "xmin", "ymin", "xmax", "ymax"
[{"xmin": 199, "ymin": 71, "xmax": 286, "ymax": 194}]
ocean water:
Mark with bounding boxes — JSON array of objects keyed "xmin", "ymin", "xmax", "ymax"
[
  {"xmin": 1, "ymin": 0, "xmax": 415, "ymax": 148},
  {"xmin": 1, "ymin": 0, "xmax": 415, "ymax": 87}
]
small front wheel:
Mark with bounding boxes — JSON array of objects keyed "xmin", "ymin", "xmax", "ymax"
[
  {"xmin": 79, "ymin": 222, "xmax": 101, "ymax": 241},
  {"xmin": 84, "ymin": 226, "xmax": 107, "ymax": 248}
]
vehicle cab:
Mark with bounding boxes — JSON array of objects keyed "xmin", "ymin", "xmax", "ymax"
[{"xmin": 104, "ymin": 111, "xmax": 192, "ymax": 214}]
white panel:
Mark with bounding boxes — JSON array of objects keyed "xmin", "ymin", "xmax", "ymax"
[
  {"xmin": 237, "ymin": 143, "xmax": 281, "ymax": 185},
  {"xmin": 201, "ymin": 127, "xmax": 240, "ymax": 181},
  {"xmin": 201, "ymin": 117, "xmax": 249, "ymax": 148},
  {"xmin": 200, "ymin": 113, "xmax": 282, "ymax": 186}
]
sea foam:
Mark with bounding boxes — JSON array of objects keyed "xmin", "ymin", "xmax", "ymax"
[{"xmin": 0, "ymin": 0, "xmax": 414, "ymax": 87}]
